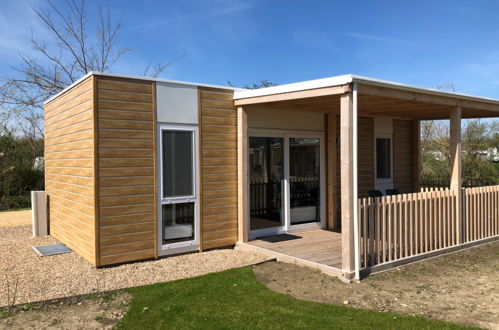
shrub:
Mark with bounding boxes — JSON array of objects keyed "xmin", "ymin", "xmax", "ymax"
[{"xmin": 1, "ymin": 195, "xmax": 32, "ymax": 210}]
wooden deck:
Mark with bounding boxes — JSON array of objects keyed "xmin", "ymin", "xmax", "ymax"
[{"xmin": 237, "ymin": 230, "xmax": 351, "ymax": 280}]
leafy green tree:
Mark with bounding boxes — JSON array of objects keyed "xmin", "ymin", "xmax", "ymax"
[{"xmin": 0, "ymin": 125, "xmax": 44, "ymax": 209}]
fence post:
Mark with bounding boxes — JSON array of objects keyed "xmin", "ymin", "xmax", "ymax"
[
  {"xmin": 450, "ymin": 107, "xmax": 463, "ymax": 244},
  {"xmin": 31, "ymin": 191, "xmax": 48, "ymax": 236}
]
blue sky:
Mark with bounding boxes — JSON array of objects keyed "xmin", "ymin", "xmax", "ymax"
[{"xmin": 2, "ymin": 0, "xmax": 499, "ymax": 97}]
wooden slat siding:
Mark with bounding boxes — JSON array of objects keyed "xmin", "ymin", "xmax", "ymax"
[
  {"xmin": 335, "ymin": 116, "xmax": 341, "ymax": 223},
  {"xmin": 96, "ymin": 76, "xmax": 156, "ymax": 266},
  {"xmin": 358, "ymin": 117, "xmax": 374, "ymax": 198},
  {"xmin": 45, "ymin": 76, "xmax": 97, "ymax": 265},
  {"xmin": 393, "ymin": 119, "xmax": 415, "ymax": 193},
  {"xmin": 335, "ymin": 116, "xmax": 374, "ymax": 223},
  {"xmin": 200, "ymin": 87, "xmax": 238, "ymax": 249}
]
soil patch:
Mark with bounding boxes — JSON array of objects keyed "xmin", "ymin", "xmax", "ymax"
[
  {"xmin": 0, "ymin": 291, "xmax": 131, "ymax": 329},
  {"xmin": 253, "ymin": 240, "xmax": 499, "ymax": 329}
]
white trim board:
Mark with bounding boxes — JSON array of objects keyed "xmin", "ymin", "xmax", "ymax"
[
  {"xmin": 234, "ymin": 74, "xmax": 499, "ymax": 106},
  {"xmin": 234, "ymin": 75, "xmax": 354, "ymax": 99},
  {"xmin": 46, "ymin": 71, "xmax": 499, "ymax": 111}
]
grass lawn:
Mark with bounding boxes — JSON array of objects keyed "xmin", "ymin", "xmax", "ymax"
[{"xmin": 116, "ymin": 266, "xmax": 474, "ymax": 330}]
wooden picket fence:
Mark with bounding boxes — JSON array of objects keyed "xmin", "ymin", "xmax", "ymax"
[
  {"xmin": 419, "ymin": 185, "xmax": 449, "ymax": 192},
  {"xmin": 463, "ymin": 185, "xmax": 499, "ymax": 242},
  {"xmin": 358, "ymin": 185, "xmax": 499, "ymax": 269}
]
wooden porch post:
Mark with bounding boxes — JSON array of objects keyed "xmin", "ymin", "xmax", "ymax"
[
  {"xmin": 326, "ymin": 113, "xmax": 338, "ymax": 229},
  {"xmin": 237, "ymin": 106, "xmax": 249, "ymax": 242},
  {"xmin": 450, "ymin": 107, "xmax": 462, "ymax": 244},
  {"xmin": 412, "ymin": 120, "xmax": 421, "ymax": 192},
  {"xmin": 340, "ymin": 91, "xmax": 355, "ymax": 273}
]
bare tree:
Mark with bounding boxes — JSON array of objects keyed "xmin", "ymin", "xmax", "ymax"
[
  {"xmin": 0, "ymin": 0, "xmax": 177, "ymax": 141},
  {"xmin": 421, "ymin": 118, "xmax": 499, "ymax": 187},
  {"xmin": 0, "ymin": 0, "xmax": 129, "ymax": 140},
  {"xmin": 227, "ymin": 80, "xmax": 278, "ymax": 89},
  {"xmin": 142, "ymin": 54, "xmax": 185, "ymax": 79}
]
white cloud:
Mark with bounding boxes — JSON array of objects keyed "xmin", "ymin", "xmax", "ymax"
[
  {"xmin": 339, "ymin": 32, "xmax": 412, "ymax": 44},
  {"xmin": 293, "ymin": 29, "xmax": 414, "ymax": 50},
  {"xmin": 113, "ymin": 0, "xmax": 257, "ymax": 79},
  {"xmin": 122, "ymin": 0, "xmax": 253, "ymax": 33}
]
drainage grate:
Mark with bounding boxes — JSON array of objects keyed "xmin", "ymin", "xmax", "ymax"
[{"xmin": 32, "ymin": 243, "xmax": 72, "ymax": 257}]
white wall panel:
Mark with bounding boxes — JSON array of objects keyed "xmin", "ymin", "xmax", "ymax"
[{"xmin": 157, "ymin": 82, "xmax": 198, "ymax": 124}]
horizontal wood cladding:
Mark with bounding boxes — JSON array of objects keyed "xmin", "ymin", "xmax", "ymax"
[
  {"xmin": 200, "ymin": 88, "xmax": 238, "ymax": 249},
  {"xmin": 44, "ymin": 76, "xmax": 97, "ymax": 265},
  {"xmin": 335, "ymin": 116, "xmax": 374, "ymax": 224},
  {"xmin": 96, "ymin": 76, "xmax": 156, "ymax": 266},
  {"xmin": 393, "ymin": 119, "xmax": 415, "ymax": 194},
  {"xmin": 358, "ymin": 117, "xmax": 374, "ymax": 197}
]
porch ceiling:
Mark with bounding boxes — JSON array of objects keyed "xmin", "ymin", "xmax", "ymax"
[{"xmin": 234, "ymin": 75, "xmax": 499, "ymax": 120}]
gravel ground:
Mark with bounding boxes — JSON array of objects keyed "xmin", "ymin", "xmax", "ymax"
[
  {"xmin": 0, "ymin": 225, "xmax": 270, "ymax": 307},
  {"xmin": 0, "ymin": 210, "xmax": 31, "ymax": 227}
]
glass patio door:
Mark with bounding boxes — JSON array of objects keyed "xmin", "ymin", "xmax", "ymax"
[
  {"xmin": 289, "ymin": 137, "xmax": 321, "ymax": 226},
  {"xmin": 249, "ymin": 131, "xmax": 325, "ymax": 239},
  {"xmin": 248, "ymin": 136, "xmax": 285, "ymax": 236}
]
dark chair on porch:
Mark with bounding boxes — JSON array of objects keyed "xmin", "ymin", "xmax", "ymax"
[
  {"xmin": 368, "ymin": 190, "xmax": 383, "ymax": 198},
  {"xmin": 385, "ymin": 189, "xmax": 400, "ymax": 196}
]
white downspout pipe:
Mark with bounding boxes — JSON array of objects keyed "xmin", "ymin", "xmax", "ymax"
[{"xmin": 352, "ymin": 82, "xmax": 360, "ymax": 281}]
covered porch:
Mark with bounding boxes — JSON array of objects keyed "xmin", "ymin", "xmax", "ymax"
[
  {"xmin": 238, "ymin": 230, "xmax": 343, "ymax": 277},
  {"xmin": 234, "ymin": 75, "xmax": 499, "ymax": 280}
]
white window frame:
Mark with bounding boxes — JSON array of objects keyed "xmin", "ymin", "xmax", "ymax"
[
  {"xmin": 248, "ymin": 128, "xmax": 326, "ymax": 240},
  {"xmin": 157, "ymin": 123, "xmax": 200, "ymax": 255},
  {"xmin": 374, "ymin": 134, "xmax": 394, "ymax": 185},
  {"xmin": 286, "ymin": 131, "xmax": 326, "ymax": 234},
  {"xmin": 247, "ymin": 130, "xmax": 287, "ymax": 239}
]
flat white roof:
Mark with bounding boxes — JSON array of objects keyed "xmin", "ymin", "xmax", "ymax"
[
  {"xmin": 46, "ymin": 71, "xmax": 499, "ymax": 107},
  {"xmin": 45, "ymin": 71, "xmax": 242, "ymax": 104},
  {"xmin": 233, "ymin": 74, "xmax": 499, "ymax": 105}
]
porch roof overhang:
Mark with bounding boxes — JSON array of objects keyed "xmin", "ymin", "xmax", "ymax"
[{"xmin": 234, "ymin": 74, "xmax": 499, "ymax": 120}]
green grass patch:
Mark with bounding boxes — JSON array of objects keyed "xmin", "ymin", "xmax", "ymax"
[{"xmin": 117, "ymin": 266, "xmax": 473, "ymax": 330}]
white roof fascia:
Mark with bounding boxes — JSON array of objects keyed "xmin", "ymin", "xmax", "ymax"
[
  {"xmin": 233, "ymin": 74, "xmax": 353, "ymax": 99},
  {"xmin": 350, "ymin": 74, "xmax": 499, "ymax": 105},
  {"xmin": 45, "ymin": 71, "xmax": 242, "ymax": 105},
  {"xmin": 233, "ymin": 73, "xmax": 499, "ymax": 106},
  {"xmin": 46, "ymin": 71, "xmax": 499, "ymax": 107},
  {"xmin": 44, "ymin": 71, "xmax": 94, "ymax": 105}
]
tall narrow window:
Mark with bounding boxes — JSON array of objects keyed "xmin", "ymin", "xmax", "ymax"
[
  {"xmin": 162, "ymin": 130, "xmax": 193, "ymax": 197},
  {"xmin": 161, "ymin": 127, "xmax": 197, "ymax": 246},
  {"xmin": 376, "ymin": 138, "xmax": 392, "ymax": 179}
]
